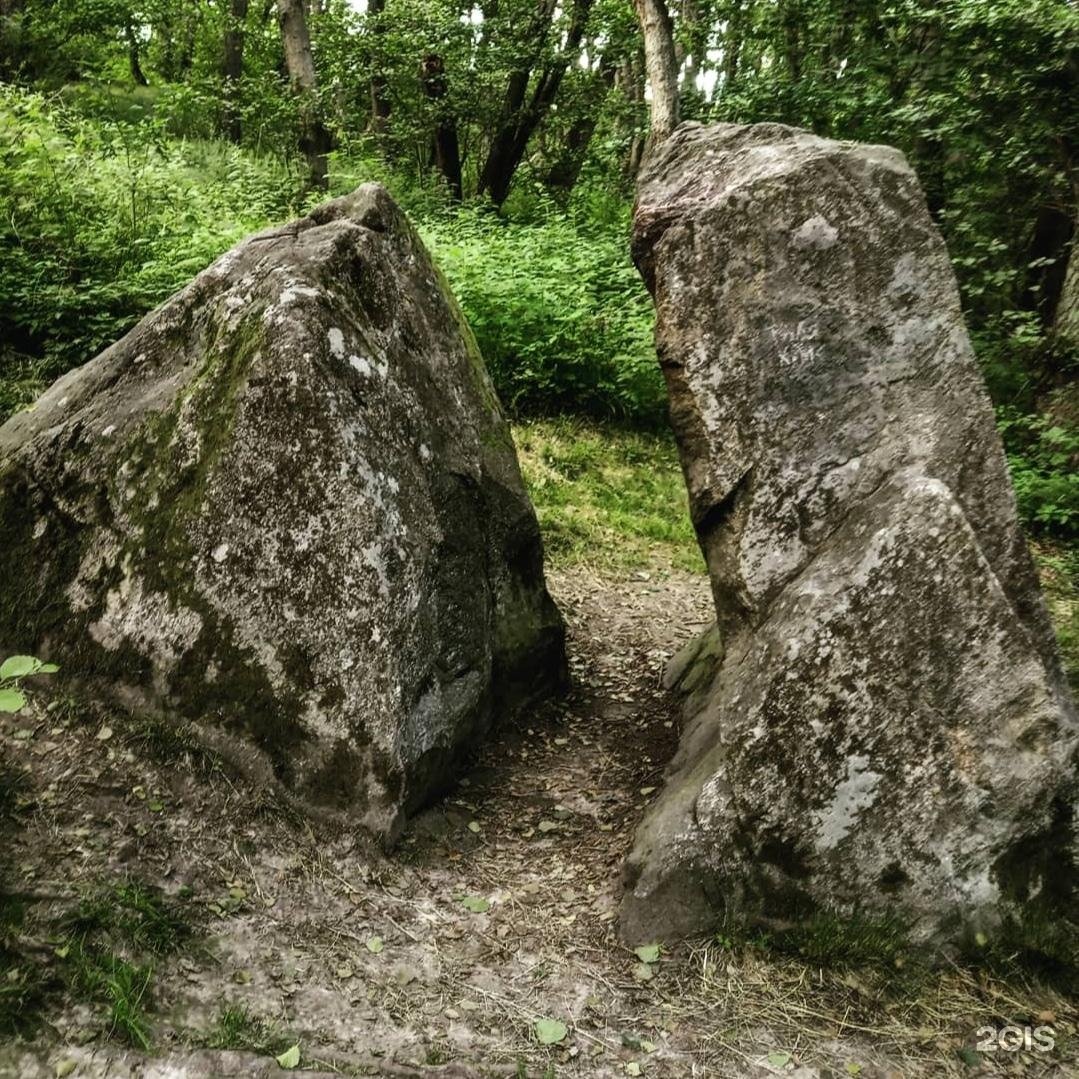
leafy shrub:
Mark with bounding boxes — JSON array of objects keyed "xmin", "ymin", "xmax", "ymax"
[
  {"xmin": 0, "ymin": 655, "xmax": 58, "ymax": 714},
  {"xmin": 0, "ymin": 87, "xmax": 664, "ymax": 426},
  {"xmin": 997, "ymin": 406, "xmax": 1079, "ymax": 535},
  {"xmin": 0, "ymin": 85, "xmax": 303, "ymax": 395},
  {"xmin": 422, "ymin": 208, "xmax": 664, "ymax": 423}
]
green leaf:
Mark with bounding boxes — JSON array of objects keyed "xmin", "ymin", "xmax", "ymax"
[
  {"xmin": 460, "ymin": 895, "xmax": 490, "ymax": 913},
  {"xmin": 37, "ymin": 663, "xmax": 59, "ymax": 674},
  {"xmin": 0, "ymin": 656, "xmax": 38, "ymax": 680},
  {"xmin": 0, "ymin": 688, "xmax": 27, "ymax": 714},
  {"xmin": 276, "ymin": 1044, "xmax": 301, "ymax": 1069},
  {"xmin": 366, "ymin": 935, "xmax": 384, "ymax": 953},
  {"xmin": 767, "ymin": 1050, "xmax": 791, "ymax": 1068},
  {"xmin": 634, "ymin": 943, "xmax": 660, "ymax": 964},
  {"xmin": 534, "ymin": 1017, "xmax": 568, "ymax": 1045}
]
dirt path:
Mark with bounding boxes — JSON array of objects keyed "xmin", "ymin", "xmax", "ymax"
[{"xmin": 1, "ymin": 570, "xmax": 1074, "ymax": 1078}]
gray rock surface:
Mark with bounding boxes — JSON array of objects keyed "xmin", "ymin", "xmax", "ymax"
[
  {"xmin": 622, "ymin": 123, "xmax": 1079, "ymax": 952},
  {"xmin": 0, "ymin": 184, "xmax": 565, "ymax": 843}
]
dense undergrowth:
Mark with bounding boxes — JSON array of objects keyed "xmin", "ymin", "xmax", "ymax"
[
  {"xmin": 0, "ymin": 85, "xmax": 662, "ymax": 426},
  {"xmin": 0, "ymin": 84, "xmax": 1076, "ymax": 540}
]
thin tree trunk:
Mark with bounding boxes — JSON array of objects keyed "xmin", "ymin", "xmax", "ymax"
[
  {"xmin": 278, "ymin": 0, "xmax": 332, "ymax": 189},
  {"xmin": 125, "ymin": 22, "xmax": 149, "ymax": 86},
  {"xmin": 222, "ymin": 0, "xmax": 249, "ymax": 143},
  {"xmin": 420, "ymin": 53, "xmax": 463, "ymax": 200},
  {"xmin": 366, "ymin": 0, "xmax": 392, "ymax": 136},
  {"xmin": 722, "ymin": 1, "xmax": 744, "ymax": 90},
  {"xmin": 622, "ymin": 50, "xmax": 648, "ymax": 179},
  {"xmin": 632, "ymin": 0, "xmax": 679, "ymax": 146},
  {"xmin": 780, "ymin": 0, "xmax": 803, "ymax": 82},
  {"xmin": 1052, "ymin": 218, "xmax": 1078, "ymax": 346},
  {"xmin": 1023, "ymin": 205, "xmax": 1075, "ymax": 332},
  {"xmin": 0, "ymin": 0, "xmax": 26, "ymax": 79},
  {"xmin": 476, "ymin": 0, "xmax": 558, "ymax": 204},
  {"xmin": 546, "ymin": 57, "xmax": 615, "ymax": 194}
]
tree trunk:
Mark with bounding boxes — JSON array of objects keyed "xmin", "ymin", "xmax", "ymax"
[
  {"xmin": 779, "ymin": 0, "xmax": 803, "ymax": 82},
  {"xmin": 0, "ymin": 0, "xmax": 26, "ymax": 80},
  {"xmin": 632, "ymin": 0, "xmax": 679, "ymax": 146},
  {"xmin": 125, "ymin": 22, "xmax": 149, "ymax": 86},
  {"xmin": 476, "ymin": 0, "xmax": 556, "ymax": 205},
  {"xmin": 222, "ymin": 0, "xmax": 249, "ymax": 143},
  {"xmin": 622, "ymin": 50, "xmax": 648, "ymax": 179},
  {"xmin": 722, "ymin": 1, "xmax": 744, "ymax": 90},
  {"xmin": 546, "ymin": 57, "xmax": 616, "ymax": 195},
  {"xmin": 278, "ymin": 0, "xmax": 332, "ymax": 189},
  {"xmin": 420, "ymin": 53, "xmax": 463, "ymax": 200},
  {"xmin": 477, "ymin": 0, "xmax": 592, "ymax": 207},
  {"xmin": 1053, "ymin": 221, "xmax": 1079, "ymax": 345},
  {"xmin": 366, "ymin": 0, "xmax": 392, "ymax": 136},
  {"xmin": 1023, "ymin": 204, "xmax": 1075, "ymax": 332}
]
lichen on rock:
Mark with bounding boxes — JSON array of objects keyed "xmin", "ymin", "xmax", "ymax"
[
  {"xmin": 0, "ymin": 183, "xmax": 566, "ymax": 843},
  {"xmin": 623, "ymin": 123, "xmax": 1079, "ymax": 956}
]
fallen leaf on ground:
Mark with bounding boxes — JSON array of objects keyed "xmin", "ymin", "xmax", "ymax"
[
  {"xmin": 276, "ymin": 1045, "xmax": 301, "ymax": 1069},
  {"xmin": 535, "ymin": 1017, "xmax": 568, "ymax": 1045}
]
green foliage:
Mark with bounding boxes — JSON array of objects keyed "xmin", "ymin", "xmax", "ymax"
[
  {"xmin": 0, "ymin": 655, "xmax": 58, "ymax": 715},
  {"xmin": 0, "ymin": 88, "xmax": 663, "ymax": 426},
  {"xmin": 997, "ymin": 407, "xmax": 1079, "ymax": 534},
  {"xmin": 424, "ymin": 209, "xmax": 663, "ymax": 421},
  {"xmin": 0, "ymin": 85, "xmax": 304, "ymax": 393}
]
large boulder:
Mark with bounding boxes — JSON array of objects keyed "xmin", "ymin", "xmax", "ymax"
[
  {"xmin": 622, "ymin": 123, "xmax": 1079, "ymax": 952},
  {"xmin": 0, "ymin": 184, "xmax": 566, "ymax": 843}
]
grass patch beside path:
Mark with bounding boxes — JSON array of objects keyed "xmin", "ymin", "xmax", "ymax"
[
  {"xmin": 1033, "ymin": 541, "xmax": 1079, "ymax": 696},
  {"xmin": 513, "ymin": 418, "xmax": 705, "ymax": 575}
]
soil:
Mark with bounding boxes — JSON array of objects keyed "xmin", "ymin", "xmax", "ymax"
[{"xmin": 1, "ymin": 569, "xmax": 1074, "ymax": 1079}]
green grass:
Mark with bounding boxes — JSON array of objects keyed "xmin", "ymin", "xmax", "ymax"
[
  {"xmin": 54, "ymin": 879, "xmax": 195, "ymax": 1047},
  {"xmin": 64, "ymin": 879, "xmax": 193, "ymax": 957},
  {"xmin": 207, "ymin": 1003, "xmax": 293, "ymax": 1055},
  {"xmin": 0, "ymin": 878, "xmax": 195, "ymax": 1045},
  {"xmin": 1032, "ymin": 542, "xmax": 1079, "ymax": 696},
  {"xmin": 513, "ymin": 418, "xmax": 704, "ymax": 574},
  {"xmin": 62, "ymin": 942, "xmax": 154, "ymax": 1049}
]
